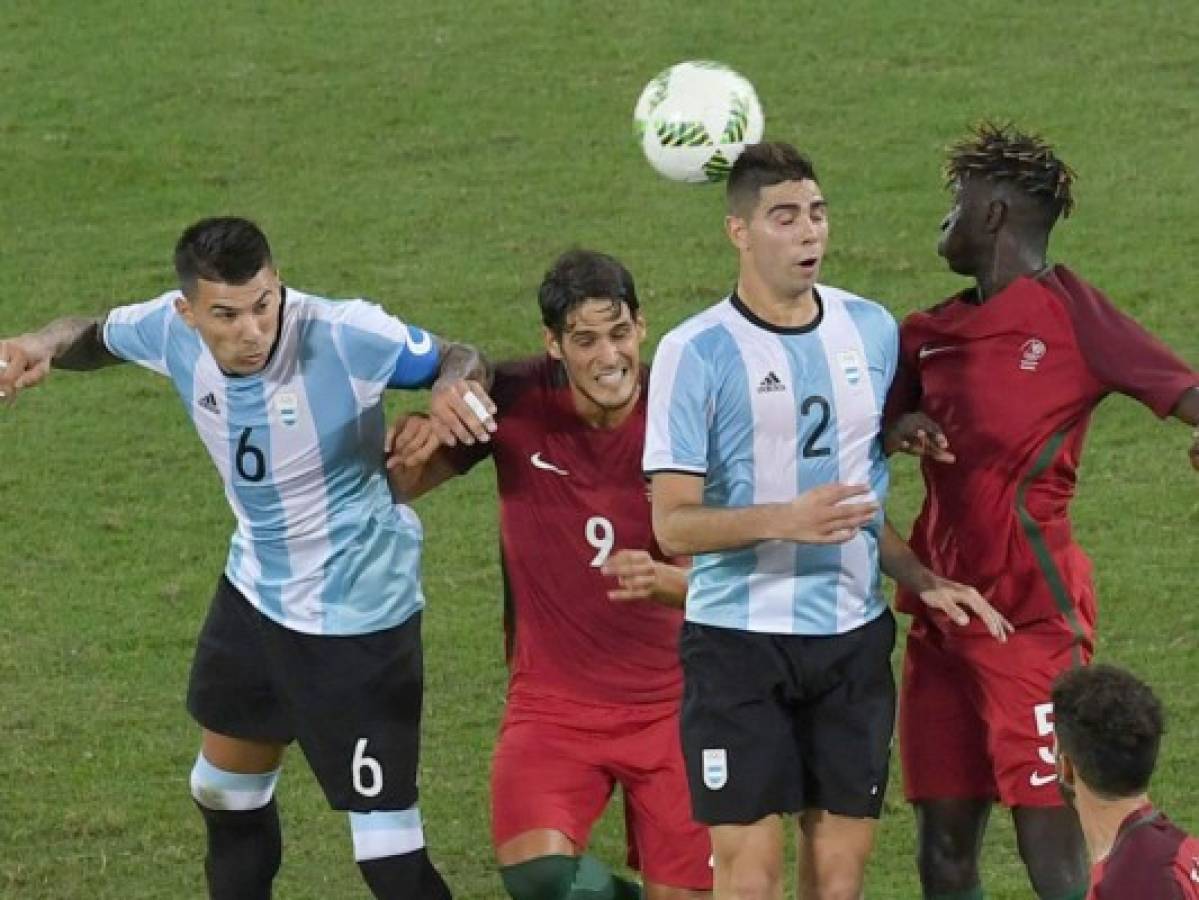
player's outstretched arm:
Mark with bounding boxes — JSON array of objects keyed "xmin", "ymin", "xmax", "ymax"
[
  {"xmin": 884, "ymin": 411, "xmax": 955, "ymax": 462},
  {"xmin": 427, "ymin": 338, "xmax": 498, "ymax": 448},
  {"xmin": 384, "ymin": 413, "xmax": 460, "ymax": 501},
  {"xmin": 650, "ymin": 472, "xmax": 878, "ymax": 557},
  {"xmin": 879, "ymin": 519, "xmax": 1013, "ymax": 642},
  {"xmin": 601, "ymin": 551, "xmax": 688, "ymax": 607},
  {"xmin": 0, "ymin": 315, "xmax": 121, "ymax": 403}
]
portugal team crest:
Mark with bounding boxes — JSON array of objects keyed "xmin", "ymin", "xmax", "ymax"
[
  {"xmin": 275, "ymin": 392, "xmax": 299, "ymax": 427},
  {"xmin": 702, "ymin": 748, "xmax": 728, "ymax": 790},
  {"xmin": 837, "ymin": 349, "xmax": 863, "ymax": 386}
]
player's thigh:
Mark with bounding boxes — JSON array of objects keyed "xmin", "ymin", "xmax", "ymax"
[
  {"xmin": 187, "ymin": 575, "xmax": 295, "ymax": 745},
  {"xmin": 797, "ymin": 809, "xmax": 877, "ymax": 899},
  {"xmin": 279, "ymin": 612, "xmax": 426, "ymax": 811},
  {"xmin": 969, "ymin": 626, "xmax": 1085, "ymax": 808},
  {"xmin": 201, "ymin": 729, "xmax": 286, "ymax": 774},
  {"xmin": 617, "ymin": 708, "xmax": 712, "ymax": 891},
  {"xmin": 899, "ymin": 620, "xmax": 995, "ymax": 803},
  {"xmin": 799, "ymin": 611, "xmax": 896, "ymax": 820},
  {"xmin": 709, "ymin": 816, "xmax": 785, "ymax": 899},
  {"xmin": 491, "ymin": 711, "xmax": 614, "ymax": 852},
  {"xmin": 679, "ymin": 623, "xmax": 803, "ymax": 826}
]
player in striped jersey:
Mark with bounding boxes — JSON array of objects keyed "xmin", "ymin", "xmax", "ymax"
[
  {"xmin": 644, "ymin": 142, "xmax": 1012, "ymax": 900},
  {"xmin": 0, "ymin": 217, "xmax": 496, "ymax": 899}
]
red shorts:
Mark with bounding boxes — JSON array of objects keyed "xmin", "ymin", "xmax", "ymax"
[
  {"xmin": 491, "ymin": 692, "xmax": 712, "ymax": 890},
  {"xmin": 900, "ymin": 617, "xmax": 1092, "ymax": 808}
]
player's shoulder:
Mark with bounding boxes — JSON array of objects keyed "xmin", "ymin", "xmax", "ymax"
[
  {"xmin": 658, "ymin": 296, "xmax": 739, "ymax": 353},
  {"xmin": 290, "ymin": 289, "xmax": 388, "ymax": 325},
  {"xmin": 820, "ymin": 283, "xmax": 898, "ymax": 332},
  {"xmin": 491, "ymin": 354, "xmax": 556, "ymax": 411}
]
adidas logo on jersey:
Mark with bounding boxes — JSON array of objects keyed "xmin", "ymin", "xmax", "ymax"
[
  {"xmin": 197, "ymin": 392, "xmax": 220, "ymax": 414},
  {"xmin": 757, "ymin": 371, "xmax": 786, "ymax": 394}
]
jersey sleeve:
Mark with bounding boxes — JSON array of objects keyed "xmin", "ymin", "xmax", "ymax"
[
  {"xmin": 101, "ymin": 292, "xmax": 178, "ymax": 376},
  {"xmin": 1052, "ymin": 269, "xmax": 1197, "ymax": 417},
  {"xmin": 643, "ymin": 332, "xmax": 710, "ymax": 475},
  {"xmin": 335, "ymin": 300, "xmax": 441, "ymax": 392}
]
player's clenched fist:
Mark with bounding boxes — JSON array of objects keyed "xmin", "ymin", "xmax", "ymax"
[
  {"xmin": 429, "ymin": 378, "xmax": 497, "ymax": 447},
  {"xmin": 601, "ymin": 550, "xmax": 659, "ymax": 602},
  {"xmin": 774, "ymin": 484, "xmax": 879, "ymax": 544},
  {"xmin": 0, "ymin": 337, "xmax": 53, "ymax": 404}
]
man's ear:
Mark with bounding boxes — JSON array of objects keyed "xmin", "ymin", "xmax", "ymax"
[
  {"xmin": 985, "ymin": 198, "xmax": 1008, "ymax": 234},
  {"xmin": 543, "ymin": 326, "xmax": 563, "ymax": 360},
  {"xmin": 175, "ymin": 294, "xmax": 197, "ymax": 328},
  {"xmin": 725, "ymin": 214, "xmax": 750, "ymax": 252}
]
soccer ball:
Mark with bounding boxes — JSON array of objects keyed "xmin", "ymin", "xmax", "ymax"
[{"xmin": 633, "ymin": 60, "xmax": 765, "ymax": 183}]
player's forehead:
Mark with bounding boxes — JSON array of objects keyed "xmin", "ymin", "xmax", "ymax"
[
  {"xmin": 754, "ymin": 178, "xmax": 825, "ymax": 217},
  {"xmin": 563, "ymin": 298, "xmax": 636, "ymax": 333},
  {"xmin": 190, "ymin": 266, "xmax": 278, "ymax": 307}
]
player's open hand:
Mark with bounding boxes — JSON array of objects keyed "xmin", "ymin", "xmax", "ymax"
[
  {"xmin": 385, "ymin": 413, "xmax": 440, "ymax": 472},
  {"xmin": 429, "ymin": 378, "xmax": 497, "ymax": 447},
  {"xmin": 776, "ymin": 484, "xmax": 879, "ymax": 544},
  {"xmin": 602, "ymin": 550, "xmax": 659, "ymax": 602},
  {"xmin": 0, "ymin": 337, "xmax": 53, "ymax": 405},
  {"xmin": 885, "ymin": 412, "xmax": 955, "ymax": 463},
  {"xmin": 917, "ymin": 576, "xmax": 1014, "ymax": 643}
]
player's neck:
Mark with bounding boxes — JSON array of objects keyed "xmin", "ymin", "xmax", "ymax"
[
  {"xmin": 974, "ymin": 242, "xmax": 1049, "ymax": 301},
  {"xmin": 735, "ymin": 278, "xmax": 819, "ymax": 330},
  {"xmin": 1079, "ymin": 790, "xmax": 1151, "ymax": 863}
]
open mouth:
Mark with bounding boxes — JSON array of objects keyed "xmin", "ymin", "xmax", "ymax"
[{"xmin": 798, "ymin": 257, "xmax": 820, "ymax": 271}]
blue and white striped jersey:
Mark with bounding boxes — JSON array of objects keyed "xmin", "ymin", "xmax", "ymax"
[
  {"xmin": 644, "ymin": 286, "xmax": 899, "ymax": 636},
  {"xmin": 103, "ymin": 287, "xmax": 440, "ymax": 636}
]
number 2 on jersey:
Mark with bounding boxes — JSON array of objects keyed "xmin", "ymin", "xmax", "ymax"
[{"xmin": 585, "ymin": 516, "xmax": 615, "ymax": 567}]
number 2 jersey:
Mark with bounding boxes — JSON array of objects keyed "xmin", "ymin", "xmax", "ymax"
[
  {"xmin": 102, "ymin": 287, "xmax": 440, "ymax": 636},
  {"xmin": 446, "ymin": 356, "xmax": 684, "ymax": 708},
  {"xmin": 886, "ymin": 265, "xmax": 1197, "ymax": 639}
]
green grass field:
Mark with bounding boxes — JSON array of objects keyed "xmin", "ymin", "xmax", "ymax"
[{"xmin": 1, "ymin": 1, "xmax": 1196, "ymax": 896}]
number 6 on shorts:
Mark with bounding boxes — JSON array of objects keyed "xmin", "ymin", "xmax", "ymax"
[{"xmin": 353, "ymin": 737, "xmax": 384, "ymax": 798}]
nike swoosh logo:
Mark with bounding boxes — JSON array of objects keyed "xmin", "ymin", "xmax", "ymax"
[
  {"xmin": 918, "ymin": 345, "xmax": 959, "ymax": 359},
  {"xmin": 530, "ymin": 452, "xmax": 569, "ymax": 476},
  {"xmin": 1028, "ymin": 771, "xmax": 1058, "ymax": 787}
]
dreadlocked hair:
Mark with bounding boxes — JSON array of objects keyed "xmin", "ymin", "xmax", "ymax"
[{"xmin": 945, "ymin": 121, "xmax": 1077, "ymax": 219}]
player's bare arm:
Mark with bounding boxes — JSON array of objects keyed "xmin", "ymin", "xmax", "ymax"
[
  {"xmin": 884, "ymin": 411, "xmax": 956, "ymax": 463},
  {"xmin": 1170, "ymin": 386, "xmax": 1199, "ymax": 471},
  {"xmin": 384, "ymin": 413, "xmax": 460, "ymax": 501},
  {"xmin": 650, "ymin": 471, "xmax": 878, "ymax": 557},
  {"xmin": 879, "ymin": 520, "xmax": 1013, "ymax": 641},
  {"xmin": 601, "ymin": 550, "xmax": 688, "ymax": 607},
  {"xmin": 427, "ymin": 337, "xmax": 497, "ymax": 448},
  {"xmin": 0, "ymin": 314, "xmax": 122, "ymax": 403}
]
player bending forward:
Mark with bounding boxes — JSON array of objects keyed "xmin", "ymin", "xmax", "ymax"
[
  {"xmin": 0, "ymin": 217, "xmax": 498, "ymax": 900},
  {"xmin": 387, "ymin": 249, "xmax": 713, "ymax": 900},
  {"xmin": 885, "ymin": 122, "xmax": 1199, "ymax": 900}
]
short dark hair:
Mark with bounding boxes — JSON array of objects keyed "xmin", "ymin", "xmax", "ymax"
[
  {"xmin": 726, "ymin": 141, "xmax": 819, "ymax": 216},
  {"xmin": 174, "ymin": 217, "xmax": 273, "ymax": 296},
  {"xmin": 1052, "ymin": 664, "xmax": 1164, "ymax": 799},
  {"xmin": 538, "ymin": 249, "xmax": 639, "ymax": 334},
  {"xmin": 945, "ymin": 121, "xmax": 1076, "ymax": 221}
]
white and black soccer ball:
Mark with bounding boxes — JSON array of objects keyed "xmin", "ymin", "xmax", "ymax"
[{"xmin": 633, "ymin": 60, "xmax": 765, "ymax": 184}]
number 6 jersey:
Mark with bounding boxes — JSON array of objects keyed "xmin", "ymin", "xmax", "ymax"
[
  {"xmin": 103, "ymin": 287, "xmax": 440, "ymax": 636},
  {"xmin": 644, "ymin": 286, "xmax": 899, "ymax": 637}
]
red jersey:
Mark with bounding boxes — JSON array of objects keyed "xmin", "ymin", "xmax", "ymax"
[
  {"xmin": 1088, "ymin": 804, "xmax": 1199, "ymax": 899},
  {"xmin": 886, "ymin": 266, "xmax": 1196, "ymax": 637},
  {"xmin": 449, "ymin": 356, "xmax": 683, "ymax": 707}
]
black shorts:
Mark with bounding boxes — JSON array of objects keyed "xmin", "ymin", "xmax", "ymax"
[
  {"xmin": 679, "ymin": 610, "xmax": 896, "ymax": 825},
  {"xmin": 187, "ymin": 576, "xmax": 424, "ymax": 812}
]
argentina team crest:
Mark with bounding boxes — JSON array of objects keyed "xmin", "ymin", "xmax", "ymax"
[
  {"xmin": 702, "ymin": 748, "xmax": 728, "ymax": 790},
  {"xmin": 837, "ymin": 349, "xmax": 864, "ymax": 387},
  {"xmin": 275, "ymin": 391, "xmax": 299, "ymax": 427}
]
